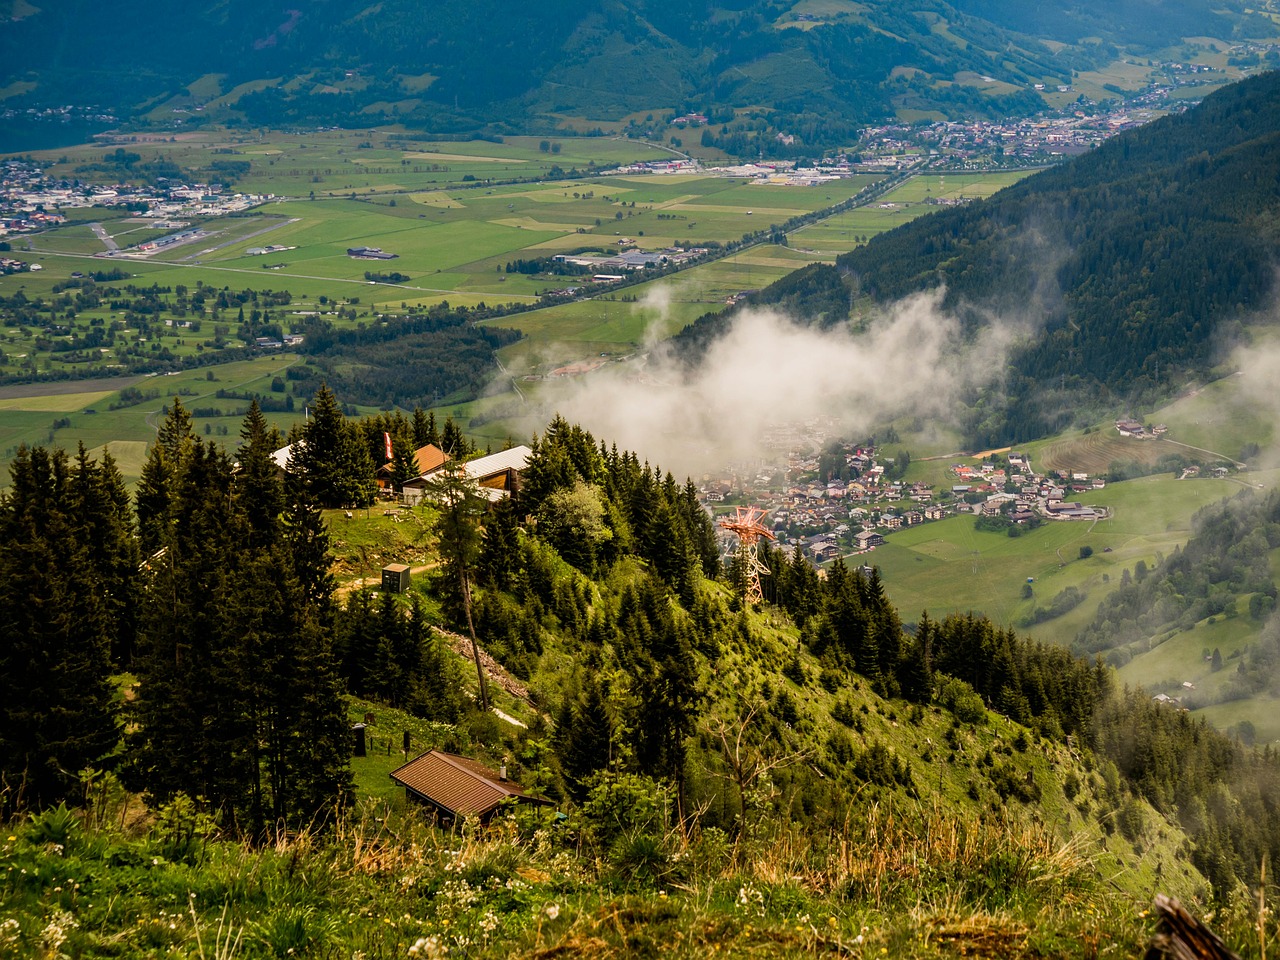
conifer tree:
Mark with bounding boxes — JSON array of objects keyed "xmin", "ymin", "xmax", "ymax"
[
  {"xmin": 132, "ymin": 408, "xmax": 352, "ymax": 836},
  {"xmin": 291, "ymin": 383, "xmax": 376, "ymax": 508},
  {"xmin": 389, "ymin": 434, "xmax": 420, "ymax": 492},
  {"xmin": 439, "ymin": 415, "xmax": 468, "ymax": 459},
  {"xmin": 556, "ymin": 675, "xmax": 613, "ymax": 801},
  {"xmin": 68, "ymin": 443, "xmax": 140, "ymax": 665},
  {"xmin": 136, "ymin": 398, "xmax": 197, "ymax": 555},
  {"xmin": 0, "ymin": 446, "xmax": 119, "ymax": 811},
  {"xmin": 236, "ymin": 399, "xmax": 284, "ymax": 548},
  {"xmin": 478, "ymin": 494, "xmax": 521, "ymax": 590}
]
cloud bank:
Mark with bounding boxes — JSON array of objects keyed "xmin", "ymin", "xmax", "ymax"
[{"xmin": 540, "ymin": 289, "xmax": 1025, "ymax": 476}]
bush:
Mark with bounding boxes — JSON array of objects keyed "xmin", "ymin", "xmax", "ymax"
[
  {"xmin": 937, "ymin": 676, "xmax": 987, "ymax": 724},
  {"xmin": 579, "ymin": 773, "xmax": 670, "ymax": 854}
]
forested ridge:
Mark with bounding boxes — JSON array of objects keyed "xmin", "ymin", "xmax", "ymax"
[
  {"xmin": 670, "ymin": 71, "xmax": 1280, "ymax": 446},
  {"xmin": 4, "ymin": 0, "xmax": 1273, "ymax": 145}
]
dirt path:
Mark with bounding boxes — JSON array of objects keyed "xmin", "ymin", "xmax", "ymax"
[{"xmin": 1159, "ymin": 438, "xmax": 1246, "ymax": 468}]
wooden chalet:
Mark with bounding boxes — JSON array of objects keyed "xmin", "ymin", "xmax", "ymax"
[
  {"xmin": 390, "ymin": 750, "xmax": 549, "ymax": 823},
  {"xmin": 401, "ymin": 445, "xmax": 532, "ymax": 506},
  {"xmin": 377, "ymin": 443, "xmax": 449, "ymax": 488}
]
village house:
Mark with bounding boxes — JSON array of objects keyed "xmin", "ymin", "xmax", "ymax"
[
  {"xmin": 376, "ymin": 443, "xmax": 449, "ymax": 488},
  {"xmin": 854, "ymin": 530, "xmax": 884, "ymax": 550}
]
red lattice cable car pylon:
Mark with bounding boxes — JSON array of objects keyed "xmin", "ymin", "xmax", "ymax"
[{"xmin": 718, "ymin": 505, "xmax": 775, "ymax": 605}]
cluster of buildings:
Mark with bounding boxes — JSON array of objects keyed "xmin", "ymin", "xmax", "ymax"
[
  {"xmin": 553, "ymin": 246, "xmax": 706, "ymax": 275},
  {"xmin": 951, "ymin": 453, "xmax": 1108, "ymax": 524},
  {"xmin": 269, "ymin": 441, "xmax": 532, "ymax": 507},
  {"xmin": 700, "ymin": 426, "xmax": 1118, "ymax": 568},
  {"xmin": 1115, "ymin": 417, "xmax": 1168, "ymax": 439},
  {"xmin": 0, "ymin": 159, "xmax": 267, "ymax": 236},
  {"xmin": 701, "ymin": 436, "xmax": 953, "ymax": 564}
]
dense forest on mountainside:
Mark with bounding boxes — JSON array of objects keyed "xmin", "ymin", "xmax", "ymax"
[
  {"xmin": 671, "ymin": 71, "xmax": 1280, "ymax": 445},
  {"xmin": 7, "ymin": 402, "xmax": 1280, "ymax": 934},
  {"xmin": 3, "ymin": 0, "xmax": 1272, "ymax": 145}
]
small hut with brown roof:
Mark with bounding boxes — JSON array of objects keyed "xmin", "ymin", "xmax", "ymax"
[{"xmin": 389, "ymin": 750, "xmax": 548, "ymax": 823}]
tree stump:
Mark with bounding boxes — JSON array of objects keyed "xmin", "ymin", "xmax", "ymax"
[{"xmin": 1144, "ymin": 893, "xmax": 1241, "ymax": 960}]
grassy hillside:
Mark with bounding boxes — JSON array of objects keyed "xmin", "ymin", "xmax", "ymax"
[{"xmin": 13, "ymin": 410, "xmax": 1280, "ymax": 957}]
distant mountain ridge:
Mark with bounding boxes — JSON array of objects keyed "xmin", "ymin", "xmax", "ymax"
[
  {"xmin": 2, "ymin": 0, "xmax": 1274, "ymax": 147},
  {"xmin": 836, "ymin": 68, "xmax": 1280, "ymax": 444},
  {"xmin": 669, "ymin": 69, "xmax": 1280, "ymax": 446}
]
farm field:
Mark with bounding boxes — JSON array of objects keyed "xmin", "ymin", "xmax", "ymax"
[
  {"xmin": 7, "ymin": 137, "xmax": 904, "ymax": 387},
  {"xmin": 1033, "ymin": 431, "xmax": 1186, "ymax": 475},
  {"xmin": 0, "ymin": 355, "xmax": 306, "ymax": 484},
  {"xmin": 27, "ymin": 131, "xmax": 677, "ymax": 197},
  {"xmin": 872, "ymin": 473, "xmax": 1244, "ymax": 641},
  {"xmin": 788, "ymin": 170, "xmax": 1030, "ymax": 255}
]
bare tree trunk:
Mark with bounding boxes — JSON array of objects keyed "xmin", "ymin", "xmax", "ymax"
[{"xmin": 460, "ymin": 569, "xmax": 488, "ymax": 711}]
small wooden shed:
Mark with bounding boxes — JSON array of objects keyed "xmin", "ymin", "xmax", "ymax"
[
  {"xmin": 381, "ymin": 563, "xmax": 411, "ymax": 592},
  {"xmin": 390, "ymin": 750, "xmax": 548, "ymax": 823}
]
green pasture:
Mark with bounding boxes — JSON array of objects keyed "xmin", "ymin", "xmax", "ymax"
[
  {"xmin": 789, "ymin": 170, "xmax": 1032, "ymax": 255},
  {"xmin": 484, "ymin": 243, "xmax": 815, "ymax": 378},
  {"xmin": 16, "ymin": 164, "xmax": 897, "ymax": 324},
  {"xmin": 1149, "ymin": 373, "xmax": 1273, "ymax": 462},
  {"xmin": 872, "ymin": 474, "xmax": 1239, "ymax": 638},
  {"xmin": 0, "ymin": 355, "xmax": 306, "ymax": 485},
  {"xmin": 24, "ymin": 129, "xmax": 677, "ymax": 198},
  {"xmin": 1196, "ymin": 697, "xmax": 1280, "ymax": 746}
]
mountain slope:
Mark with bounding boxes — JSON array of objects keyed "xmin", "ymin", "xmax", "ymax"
[
  {"xmin": 836, "ymin": 68, "xmax": 1280, "ymax": 443},
  {"xmin": 669, "ymin": 70, "xmax": 1280, "ymax": 445},
  {"xmin": 2, "ymin": 0, "xmax": 1274, "ymax": 145}
]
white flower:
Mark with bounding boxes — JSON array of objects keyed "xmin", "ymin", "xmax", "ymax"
[
  {"xmin": 407, "ymin": 935, "xmax": 447, "ymax": 958},
  {"xmin": 544, "ymin": 903, "xmax": 560, "ymax": 921}
]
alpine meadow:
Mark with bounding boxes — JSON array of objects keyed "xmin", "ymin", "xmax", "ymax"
[{"xmin": 6, "ymin": 3, "xmax": 1280, "ymax": 959}]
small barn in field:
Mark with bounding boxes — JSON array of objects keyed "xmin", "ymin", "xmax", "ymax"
[{"xmin": 389, "ymin": 750, "xmax": 548, "ymax": 823}]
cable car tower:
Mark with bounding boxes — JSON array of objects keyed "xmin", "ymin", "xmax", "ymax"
[{"xmin": 719, "ymin": 505, "xmax": 775, "ymax": 605}]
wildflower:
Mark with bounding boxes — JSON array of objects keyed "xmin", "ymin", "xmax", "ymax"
[
  {"xmin": 545, "ymin": 904, "xmax": 560, "ymax": 921},
  {"xmin": 407, "ymin": 935, "xmax": 446, "ymax": 958},
  {"xmin": 480, "ymin": 911, "xmax": 498, "ymax": 934},
  {"xmin": 40, "ymin": 910, "xmax": 78, "ymax": 953},
  {"xmin": 0, "ymin": 919, "xmax": 21, "ymax": 947}
]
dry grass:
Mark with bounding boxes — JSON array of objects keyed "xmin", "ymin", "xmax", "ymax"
[
  {"xmin": 734, "ymin": 802, "xmax": 1093, "ymax": 911},
  {"xmin": 1039, "ymin": 433, "xmax": 1181, "ymax": 475}
]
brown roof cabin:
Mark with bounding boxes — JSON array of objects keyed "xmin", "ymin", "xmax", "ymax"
[{"xmin": 390, "ymin": 750, "xmax": 549, "ymax": 823}]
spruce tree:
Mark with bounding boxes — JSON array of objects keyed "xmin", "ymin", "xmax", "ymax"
[
  {"xmin": 0, "ymin": 447, "xmax": 119, "ymax": 811},
  {"xmin": 132, "ymin": 411, "xmax": 352, "ymax": 836},
  {"xmin": 236, "ymin": 399, "xmax": 284, "ymax": 548},
  {"xmin": 292, "ymin": 383, "xmax": 375, "ymax": 508},
  {"xmin": 556, "ymin": 675, "xmax": 613, "ymax": 801},
  {"xmin": 390, "ymin": 434, "xmax": 420, "ymax": 493},
  {"xmin": 68, "ymin": 443, "xmax": 140, "ymax": 665}
]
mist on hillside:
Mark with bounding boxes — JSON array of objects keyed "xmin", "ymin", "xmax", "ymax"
[
  {"xmin": 538, "ymin": 289, "xmax": 1026, "ymax": 477},
  {"xmin": 1225, "ymin": 334, "xmax": 1280, "ymax": 469}
]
